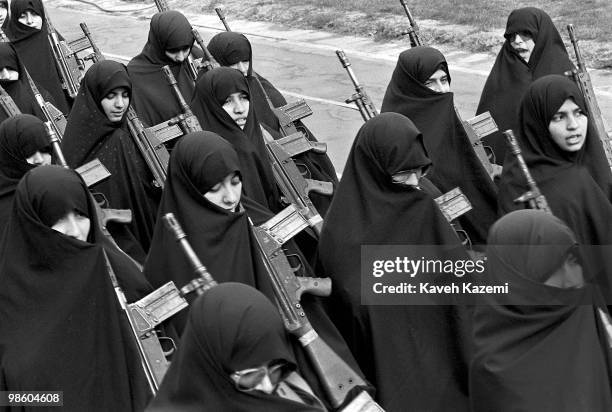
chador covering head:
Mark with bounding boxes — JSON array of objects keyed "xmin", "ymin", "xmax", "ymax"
[
  {"xmin": 144, "ymin": 132, "xmax": 366, "ymax": 407},
  {"xmin": 498, "ymin": 74, "xmax": 612, "ymax": 302},
  {"xmin": 0, "ymin": 43, "xmax": 46, "ymax": 122},
  {"xmin": 147, "ymin": 283, "xmax": 326, "ymax": 412},
  {"xmin": 207, "ymin": 32, "xmax": 339, "ymax": 218},
  {"xmin": 470, "ymin": 209, "xmax": 612, "ymax": 411},
  {"xmin": 0, "ymin": 113, "xmax": 48, "ymax": 233},
  {"xmin": 0, "ymin": 165, "xmax": 151, "ymax": 410},
  {"xmin": 62, "ymin": 60, "xmax": 160, "ymax": 261},
  {"xmin": 317, "ymin": 112, "xmax": 472, "ymax": 411},
  {"xmin": 381, "ymin": 46, "xmax": 498, "ymax": 245},
  {"xmin": 127, "ymin": 10, "xmax": 195, "ymax": 126},
  {"xmin": 6, "ymin": 0, "xmax": 72, "ymax": 114},
  {"xmin": 476, "ymin": 7, "xmax": 574, "ymax": 162},
  {"xmin": 191, "ymin": 66, "xmax": 280, "ymax": 211}
]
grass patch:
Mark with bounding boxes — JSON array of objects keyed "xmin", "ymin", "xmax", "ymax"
[{"xmin": 140, "ymin": 0, "xmax": 612, "ymax": 68}]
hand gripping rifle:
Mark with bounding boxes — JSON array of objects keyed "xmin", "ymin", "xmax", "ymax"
[
  {"xmin": 161, "ymin": 65, "xmax": 203, "ymax": 134},
  {"xmin": 43, "ymin": 7, "xmax": 82, "ymax": 98},
  {"xmin": 249, "ymin": 205, "xmax": 384, "ymax": 411},
  {"xmin": 335, "ymin": 50, "xmax": 379, "ymax": 122},
  {"xmin": 399, "ymin": 0, "xmax": 422, "ymax": 47},
  {"xmin": 191, "ymin": 28, "xmax": 220, "ymax": 73},
  {"xmin": 503, "ymin": 129, "xmax": 552, "ymax": 213},
  {"xmin": 82, "ymin": 24, "xmax": 171, "ymax": 189},
  {"xmin": 566, "ymin": 24, "xmax": 612, "ymax": 170}
]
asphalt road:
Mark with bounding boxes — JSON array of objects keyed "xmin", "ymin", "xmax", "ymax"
[{"xmin": 49, "ymin": 3, "xmax": 612, "ymax": 172}]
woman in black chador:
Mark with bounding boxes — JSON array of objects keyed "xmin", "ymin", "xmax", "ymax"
[
  {"xmin": 147, "ymin": 283, "xmax": 326, "ymax": 411},
  {"xmin": 0, "ymin": 113, "xmax": 50, "ymax": 234},
  {"xmin": 127, "ymin": 10, "xmax": 195, "ymax": 127},
  {"xmin": 62, "ymin": 60, "xmax": 161, "ymax": 262},
  {"xmin": 317, "ymin": 112, "xmax": 472, "ymax": 411},
  {"xmin": 144, "ymin": 132, "xmax": 368, "ymax": 408},
  {"xmin": 5, "ymin": 0, "xmax": 72, "ymax": 114},
  {"xmin": 470, "ymin": 209, "xmax": 612, "ymax": 411},
  {"xmin": 0, "ymin": 166, "xmax": 151, "ymax": 411},
  {"xmin": 381, "ymin": 46, "xmax": 498, "ymax": 246},
  {"xmin": 207, "ymin": 31, "xmax": 338, "ymax": 217},
  {"xmin": 476, "ymin": 7, "xmax": 574, "ymax": 163},
  {"xmin": 0, "ymin": 43, "xmax": 51, "ymax": 122},
  {"xmin": 191, "ymin": 66, "xmax": 281, "ymax": 212},
  {"xmin": 498, "ymin": 74, "xmax": 612, "ymax": 303}
]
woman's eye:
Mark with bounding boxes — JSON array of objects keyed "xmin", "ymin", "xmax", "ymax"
[{"xmin": 551, "ymin": 114, "xmax": 563, "ymax": 122}]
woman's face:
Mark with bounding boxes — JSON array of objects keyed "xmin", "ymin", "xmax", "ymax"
[
  {"xmin": 544, "ymin": 252, "xmax": 584, "ymax": 289},
  {"xmin": 203, "ymin": 172, "xmax": 242, "ymax": 211},
  {"xmin": 18, "ymin": 9, "xmax": 43, "ymax": 30},
  {"xmin": 509, "ymin": 31, "xmax": 535, "ymax": 63},
  {"xmin": 392, "ymin": 167, "xmax": 425, "ymax": 188},
  {"xmin": 0, "ymin": 6, "xmax": 8, "ymax": 26},
  {"xmin": 26, "ymin": 150, "xmax": 52, "ymax": 166},
  {"xmin": 222, "ymin": 91, "xmax": 249, "ymax": 129},
  {"xmin": 229, "ymin": 60, "xmax": 250, "ymax": 77},
  {"xmin": 230, "ymin": 360, "xmax": 290, "ymax": 394},
  {"xmin": 100, "ymin": 87, "xmax": 130, "ymax": 123},
  {"xmin": 548, "ymin": 98, "xmax": 588, "ymax": 152},
  {"xmin": 164, "ymin": 46, "xmax": 191, "ymax": 63},
  {"xmin": 51, "ymin": 210, "xmax": 91, "ymax": 242},
  {"xmin": 424, "ymin": 69, "xmax": 450, "ymax": 93}
]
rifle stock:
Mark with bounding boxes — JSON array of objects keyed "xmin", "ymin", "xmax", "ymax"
[
  {"xmin": 250, "ymin": 209, "xmax": 383, "ymax": 410},
  {"xmin": 335, "ymin": 50, "xmax": 379, "ymax": 121},
  {"xmin": 566, "ymin": 24, "xmax": 612, "ymax": 170},
  {"xmin": 503, "ymin": 129, "xmax": 552, "ymax": 213}
]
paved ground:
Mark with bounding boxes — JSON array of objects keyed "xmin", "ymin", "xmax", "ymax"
[{"xmin": 49, "ymin": 0, "xmax": 612, "ymax": 172}]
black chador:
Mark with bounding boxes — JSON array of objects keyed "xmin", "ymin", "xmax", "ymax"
[
  {"xmin": 0, "ymin": 114, "xmax": 49, "ymax": 234},
  {"xmin": 317, "ymin": 113, "xmax": 472, "ymax": 411},
  {"xmin": 127, "ymin": 10, "xmax": 195, "ymax": 127},
  {"xmin": 476, "ymin": 7, "xmax": 574, "ymax": 163},
  {"xmin": 208, "ymin": 31, "xmax": 339, "ymax": 217},
  {"xmin": 0, "ymin": 166, "xmax": 151, "ymax": 411},
  {"xmin": 381, "ymin": 46, "xmax": 498, "ymax": 246},
  {"xmin": 143, "ymin": 132, "xmax": 367, "ymax": 408},
  {"xmin": 62, "ymin": 60, "xmax": 161, "ymax": 262},
  {"xmin": 6, "ymin": 0, "xmax": 72, "ymax": 114}
]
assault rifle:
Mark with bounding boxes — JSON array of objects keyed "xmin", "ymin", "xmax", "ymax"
[
  {"xmin": 504, "ymin": 129, "xmax": 552, "ymax": 213},
  {"xmin": 161, "ymin": 65, "xmax": 202, "ymax": 133},
  {"xmin": 249, "ymin": 205, "xmax": 384, "ymax": 411},
  {"xmin": 44, "ymin": 7, "xmax": 82, "ymax": 98},
  {"xmin": 335, "ymin": 50, "xmax": 379, "ymax": 121},
  {"xmin": 82, "ymin": 24, "xmax": 173, "ymax": 189},
  {"xmin": 399, "ymin": 0, "xmax": 422, "ymax": 47},
  {"xmin": 23, "ymin": 66, "xmax": 67, "ymax": 139},
  {"xmin": 0, "ymin": 85, "xmax": 21, "ymax": 118},
  {"xmin": 566, "ymin": 24, "xmax": 612, "ymax": 170},
  {"xmin": 266, "ymin": 138, "xmax": 333, "ymax": 236},
  {"xmin": 103, "ymin": 250, "xmax": 188, "ymax": 394},
  {"xmin": 153, "ymin": 0, "xmax": 202, "ymax": 83}
]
